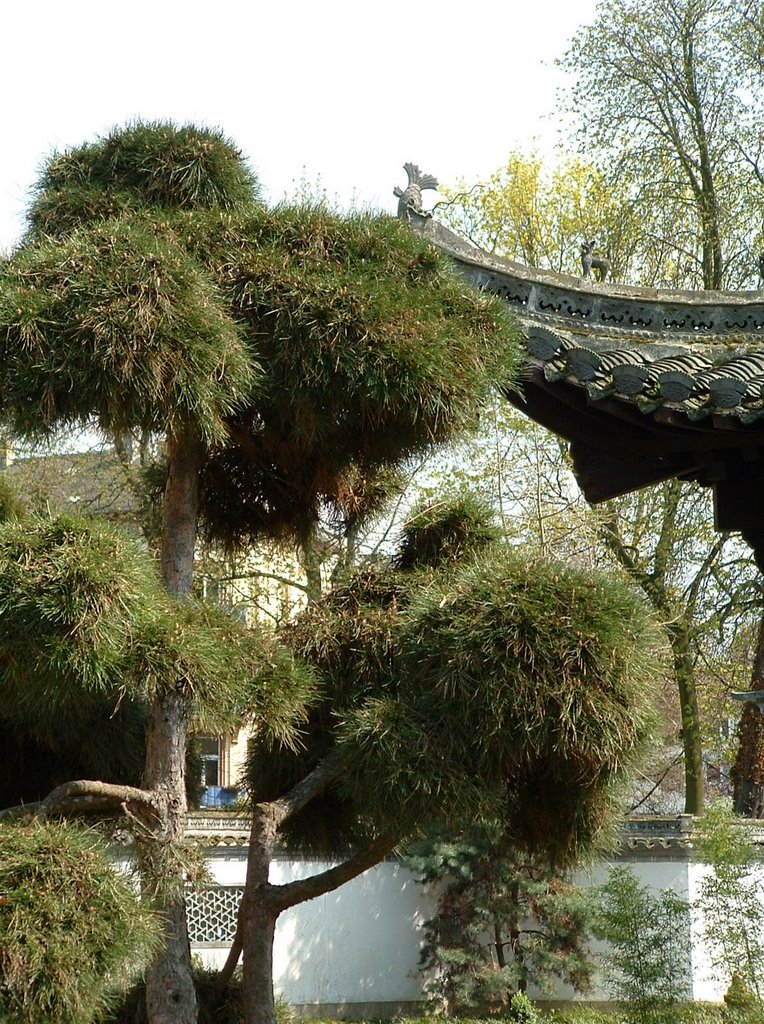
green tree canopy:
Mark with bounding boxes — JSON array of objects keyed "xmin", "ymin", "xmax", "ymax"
[
  {"xmin": 250, "ymin": 498, "xmax": 665, "ymax": 866},
  {"xmin": 559, "ymin": 0, "xmax": 761, "ymax": 289},
  {"xmin": 440, "ymin": 152, "xmax": 640, "ymax": 280},
  {"xmin": 0, "ymin": 122, "xmax": 520, "ymax": 549},
  {"xmin": 0, "ymin": 511, "xmax": 316, "ymax": 798},
  {"xmin": 0, "ymin": 121, "xmax": 522, "ymax": 1023}
]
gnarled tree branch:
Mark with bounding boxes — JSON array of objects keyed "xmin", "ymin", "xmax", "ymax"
[
  {"xmin": 0, "ymin": 779, "xmax": 158, "ymax": 822},
  {"xmin": 269, "ymin": 831, "xmax": 397, "ymax": 912},
  {"xmin": 267, "ymin": 760, "xmax": 339, "ymax": 831}
]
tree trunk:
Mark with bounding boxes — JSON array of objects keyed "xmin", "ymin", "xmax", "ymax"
[
  {"xmin": 668, "ymin": 620, "xmax": 705, "ymax": 815},
  {"xmin": 235, "ymin": 770, "xmax": 396, "ymax": 1024},
  {"xmin": 733, "ymin": 609, "xmax": 764, "ymax": 817},
  {"xmin": 599, "ymin": 508, "xmax": 705, "ymax": 815},
  {"xmin": 507, "ymin": 879, "xmax": 526, "ymax": 993},
  {"xmin": 240, "ymin": 807, "xmax": 280, "ymax": 1024},
  {"xmin": 161, "ymin": 428, "xmax": 204, "ymax": 597},
  {"xmin": 140, "ymin": 692, "xmax": 197, "ymax": 1024},
  {"xmin": 143, "ymin": 426, "xmax": 204, "ymax": 1024},
  {"xmin": 299, "ymin": 528, "xmax": 325, "ymax": 604}
]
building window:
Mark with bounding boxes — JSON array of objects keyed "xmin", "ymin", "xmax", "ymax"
[{"xmin": 198, "ymin": 737, "xmax": 221, "ymax": 788}]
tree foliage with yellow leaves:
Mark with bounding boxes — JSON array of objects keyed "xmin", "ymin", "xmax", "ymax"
[
  {"xmin": 438, "ymin": 152, "xmax": 638, "ymax": 278},
  {"xmin": 438, "ymin": 145, "xmax": 762, "ymax": 290}
]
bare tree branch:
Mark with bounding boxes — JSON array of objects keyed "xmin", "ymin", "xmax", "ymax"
[
  {"xmin": 268, "ymin": 832, "xmax": 397, "ymax": 912},
  {"xmin": 1, "ymin": 779, "xmax": 158, "ymax": 822}
]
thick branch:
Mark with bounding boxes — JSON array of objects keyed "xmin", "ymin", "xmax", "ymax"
[
  {"xmin": 600, "ymin": 512, "xmax": 651, "ymax": 594},
  {"xmin": 1, "ymin": 779, "xmax": 158, "ymax": 822},
  {"xmin": 684, "ymin": 533, "xmax": 727, "ymax": 620},
  {"xmin": 213, "ymin": 915, "xmax": 243, "ymax": 997},
  {"xmin": 268, "ymin": 831, "xmax": 397, "ymax": 912},
  {"xmin": 266, "ymin": 760, "xmax": 339, "ymax": 830}
]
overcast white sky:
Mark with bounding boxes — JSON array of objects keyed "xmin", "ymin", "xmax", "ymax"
[{"xmin": 1, "ymin": 0, "xmax": 600, "ymax": 251}]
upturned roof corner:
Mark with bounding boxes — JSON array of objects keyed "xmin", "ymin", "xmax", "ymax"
[{"xmin": 403, "ymin": 203, "xmax": 764, "ymax": 569}]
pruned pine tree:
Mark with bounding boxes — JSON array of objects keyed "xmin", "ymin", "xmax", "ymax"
[
  {"xmin": 0, "ymin": 121, "xmax": 519, "ymax": 1024},
  {"xmin": 406, "ymin": 827, "xmax": 595, "ymax": 1013},
  {"xmin": 405, "ymin": 394, "xmax": 761, "ymax": 814},
  {"xmin": 234, "ymin": 498, "xmax": 666, "ymax": 1024},
  {"xmin": 0, "ymin": 509, "xmax": 316, "ymax": 1022}
]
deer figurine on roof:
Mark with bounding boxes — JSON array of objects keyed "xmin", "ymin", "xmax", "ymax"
[
  {"xmin": 394, "ymin": 162, "xmax": 438, "ymax": 221},
  {"xmin": 580, "ymin": 239, "xmax": 611, "ymax": 282}
]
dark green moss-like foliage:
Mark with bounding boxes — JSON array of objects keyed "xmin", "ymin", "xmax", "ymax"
[
  {"xmin": 0, "ymin": 122, "xmax": 520, "ymax": 550},
  {"xmin": 0, "ymin": 702, "xmax": 146, "ymax": 809},
  {"xmin": 0, "ymin": 477, "xmax": 25, "ymax": 523},
  {"xmin": 0, "ymin": 821, "xmax": 160, "ymax": 1024},
  {"xmin": 345, "ymin": 546, "xmax": 662, "ymax": 861},
  {"xmin": 395, "ymin": 492, "xmax": 500, "ymax": 569},
  {"xmin": 251, "ymin": 498, "xmax": 663, "ymax": 863},
  {"xmin": 0, "ymin": 218, "xmax": 255, "ymax": 442}
]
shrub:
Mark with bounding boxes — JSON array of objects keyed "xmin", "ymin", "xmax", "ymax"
[
  {"xmin": 510, "ymin": 991, "xmax": 541, "ymax": 1023},
  {"xmin": 0, "ymin": 821, "xmax": 159, "ymax": 1024},
  {"xmin": 694, "ymin": 803, "xmax": 764, "ymax": 1004},
  {"xmin": 593, "ymin": 866, "xmax": 691, "ymax": 1023},
  {"xmin": 107, "ymin": 969, "xmax": 294, "ymax": 1024},
  {"xmin": 408, "ymin": 827, "xmax": 594, "ymax": 1014}
]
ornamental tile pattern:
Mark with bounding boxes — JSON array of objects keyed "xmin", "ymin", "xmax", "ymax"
[{"xmin": 186, "ymin": 885, "xmax": 243, "ymax": 945}]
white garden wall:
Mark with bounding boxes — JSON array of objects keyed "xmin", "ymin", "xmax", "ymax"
[{"xmin": 184, "ymin": 814, "xmax": 764, "ymax": 1015}]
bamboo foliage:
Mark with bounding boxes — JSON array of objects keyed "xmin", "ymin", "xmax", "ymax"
[
  {"xmin": 0, "ymin": 821, "xmax": 161, "ymax": 1024},
  {"xmin": 0, "ymin": 513, "xmax": 315, "ymax": 752}
]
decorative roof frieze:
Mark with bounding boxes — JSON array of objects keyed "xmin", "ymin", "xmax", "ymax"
[
  {"xmin": 181, "ymin": 813, "xmax": 764, "ymax": 858},
  {"xmin": 413, "ymin": 212, "xmax": 764, "ymax": 347},
  {"xmin": 411, "ymin": 208, "xmax": 764, "ymax": 444}
]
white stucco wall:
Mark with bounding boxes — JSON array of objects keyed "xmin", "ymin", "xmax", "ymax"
[
  {"xmin": 524, "ymin": 858, "xmax": 694, "ymax": 1004},
  {"xmin": 196, "ymin": 855, "xmax": 428, "ymax": 1007},
  {"xmin": 192, "ymin": 844, "xmax": 763, "ymax": 1010},
  {"xmin": 271, "ymin": 859, "xmax": 426, "ymax": 1006}
]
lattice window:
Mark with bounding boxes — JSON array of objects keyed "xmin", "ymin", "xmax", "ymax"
[{"xmin": 186, "ymin": 886, "xmax": 243, "ymax": 945}]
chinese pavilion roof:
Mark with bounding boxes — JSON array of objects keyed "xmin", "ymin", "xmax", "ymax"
[{"xmin": 411, "ymin": 213, "xmax": 764, "ymax": 565}]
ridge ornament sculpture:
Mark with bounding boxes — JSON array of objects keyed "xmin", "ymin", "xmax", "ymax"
[
  {"xmin": 394, "ymin": 162, "xmax": 438, "ymax": 220},
  {"xmin": 581, "ymin": 239, "xmax": 611, "ymax": 281}
]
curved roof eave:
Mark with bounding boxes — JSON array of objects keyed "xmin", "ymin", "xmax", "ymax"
[{"xmin": 411, "ymin": 211, "xmax": 764, "ymax": 564}]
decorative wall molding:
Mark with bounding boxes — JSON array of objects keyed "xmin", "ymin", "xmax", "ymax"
[
  {"xmin": 183, "ymin": 812, "xmax": 764, "ymax": 859},
  {"xmin": 184, "ymin": 813, "xmax": 251, "ymax": 848}
]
